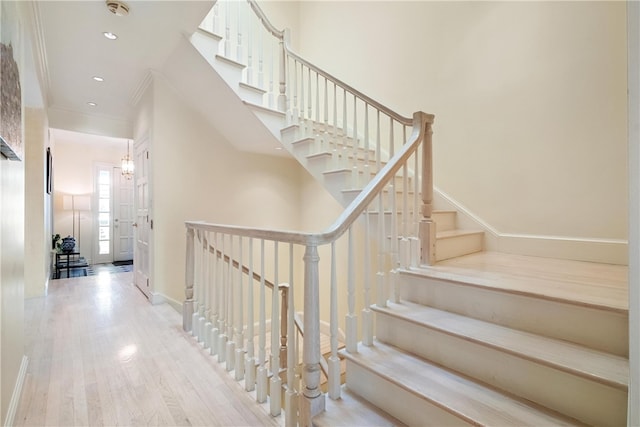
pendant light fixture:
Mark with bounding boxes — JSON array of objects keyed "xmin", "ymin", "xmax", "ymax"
[{"xmin": 121, "ymin": 140, "xmax": 134, "ymax": 180}]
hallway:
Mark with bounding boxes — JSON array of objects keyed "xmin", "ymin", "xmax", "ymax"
[{"xmin": 15, "ymin": 271, "xmax": 280, "ymax": 426}]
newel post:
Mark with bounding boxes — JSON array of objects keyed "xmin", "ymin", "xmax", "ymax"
[
  {"xmin": 299, "ymin": 242, "xmax": 326, "ymax": 426},
  {"xmin": 278, "ymin": 29, "xmax": 290, "ymax": 113},
  {"xmin": 183, "ymin": 227, "xmax": 195, "ymax": 332},
  {"xmin": 418, "ymin": 113, "xmax": 436, "ymax": 266}
]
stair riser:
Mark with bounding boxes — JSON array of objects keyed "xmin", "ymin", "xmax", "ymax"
[
  {"xmin": 191, "ymin": 31, "xmax": 222, "ymax": 63},
  {"xmin": 432, "ymin": 211, "xmax": 456, "ymax": 232},
  {"xmin": 436, "ymin": 233, "xmax": 483, "ymax": 261},
  {"xmin": 376, "ymin": 312, "xmax": 627, "ymax": 427},
  {"xmin": 345, "ymin": 361, "xmax": 469, "ymax": 426},
  {"xmin": 238, "ymin": 83, "xmax": 265, "ymax": 106},
  {"xmin": 399, "ymin": 273, "xmax": 629, "ymax": 356}
]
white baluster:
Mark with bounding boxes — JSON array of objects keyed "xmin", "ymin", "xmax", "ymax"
[
  {"xmin": 192, "ymin": 231, "xmax": 201, "ymax": 339},
  {"xmin": 346, "ymin": 228, "xmax": 357, "ymax": 353},
  {"xmin": 332, "ymin": 84, "xmax": 339, "ymax": 169},
  {"xmin": 285, "ymin": 243, "xmax": 297, "ymax": 427},
  {"xmin": 198, "ymin": 232, "xmax": 207, "ymax": 343},
  {"xmin": 270, "ymin": 242, "xmax": 281, "ymax": 416},
  {"xmin": 307, "ymin": 68, "xmax": 312, "ymax": 132},
  {"xmin": 362, "ymin": 212, "xmax": 373, "ymax": 346},
  {"xmin": 203, "ymin": 232, "xmax": 212, "ymax": 349},
  {"xmin": 218, "ymin": 234, "xmax": 227, "ymax": 363},
  {"xmin": 210, "ymin": 232, "xmax": 220, "ymax": 356},
  {"xmin": 224, "ymin": 0, "xmax": 231, "ymax": 58},
  {"xmin": 236, "ymin": 0, "xmax": 243, "ymax": 64},
  {"xmin": 226, "ymin": 235, "xmax": 236, "ymax": 372},
  {"xmin": 247, "ymin": 11, "xmax": 253, "ymax": 86},
  {"xmin": 245, "ymin": 238, "xmax": 256, "ymax": 392},
  {"xmin": 278, "ymin": 31, "xmax": 289, "ymax": 114},
  {"xmin": 212, "ymin": 3, "xmax": 220, "ymax": 35},
  {"xmin": 411, "ymin": 144, "xmax": 421, "ymax": 268},
  {"xmin": 323, "ymin": 77, "xmax": 328, "ymax": 134},
  {"xmin": 377, "ymin": 192, "xmax": 387, "ymax": 308},
  {"xmin": 352, "ymin": 96, "xmax": 358, "ymax": 185},
  {"xmin": 235, "ymin": 236, "xmax": 245, "ymax": 381},
  {"xmin": 257, "ymin": 239, "xmax": 268, "ymax": 403},
  {"xmin": 315, "ymin": 72, "xmax": 320, "ymax": 126},
  {"xmin": 328, "ymin": 242, "xmax": 341, "ymax": 399},
  {"xmin": 400, "ymin": 161, "xmax": 411, "ymax": 269},
  {"xmin": 342, "ymin": 89, "xmax": 348, "ymax": 169},
  {"xmin": 293, "ymin": 61, "xmax": 299, "ymax": 125},
  {"xmin": 364, "ymin": 104, "xmax": 370, "ymax": 173}
]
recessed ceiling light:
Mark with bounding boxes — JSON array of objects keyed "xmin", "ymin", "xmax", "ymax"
[
  {"xmin": 87, "ymin": 102, "xmax": 97, "ymax": 107},
  {"xmin": 103, "ymin": 32, "xmax": 118, "ymax": 40},
  {"xmin": 92, "ymin": 76, "xmax": 104, "ymax": 82},
  {"xmin": 275, "ymin": 147, "xmax": 283, "ymax": 150}
]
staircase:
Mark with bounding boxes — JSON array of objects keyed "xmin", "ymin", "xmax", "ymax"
[
  {"xmin": 178, "ymin": 2, "xmax": 629, "ymax": 426},
  {"xmin": 187, "ymin": 26, "xmax": 484, "ymax": 263},
  {"xmin": 338, "ymin": 253, "xmax": 628, "ymax": 426}
]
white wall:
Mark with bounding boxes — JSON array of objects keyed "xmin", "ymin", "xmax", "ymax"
[
  {"xmin": 146, "ymin": 75, "xmax": 307, "ymax": 305},
  {"xmin": 24, "ymin": 108, "xmax": 50, "ymax": 298},
  {"xmin": 0, "ymin": 1, "xmax": 26, "ymax": 422},
  {"xmin": 296, "ymin": 1, "xmax": 627, "ymax": 263}
]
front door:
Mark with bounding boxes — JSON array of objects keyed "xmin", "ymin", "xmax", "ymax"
[{"xmin": 134, "ymin": 136, "xmax": 152, "ymax": 298}]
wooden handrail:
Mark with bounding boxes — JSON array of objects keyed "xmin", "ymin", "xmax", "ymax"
[{"xmin": 245, "ymin": 0, "xmax": 412, "ymax": 126}]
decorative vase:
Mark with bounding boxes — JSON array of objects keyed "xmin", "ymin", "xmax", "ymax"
[{"xmin": 61, "ymin": 236, "xmax": 76, "ymax": 252}]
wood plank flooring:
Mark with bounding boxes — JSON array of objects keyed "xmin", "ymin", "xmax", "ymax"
[
  {"xmin": 422, "ymin": 251, "xmax": 628, "ymax": 312},
  {"xmin": 15, "ymin": 272, "xmax": 281, "ymax": 427}
]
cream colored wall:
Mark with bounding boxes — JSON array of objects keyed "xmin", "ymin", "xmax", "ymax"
[
  {"xmin": 297, "ymin": 1, "xmax": 627, "ymax": 255},
  {"xmin": 53, "ymin": 134, "xmax": 128, "ymax": 263},
  {"xmin": 0, "ymin": 1, "xmax": 25, "ymax": 421},
  {"xmin": 148, "ymin": 76, "xmax": 306, "ymax": 305},
  {"xmin": 24, "ymin": 108, "xmax": 50, "ymax": 298},
  {"xmin": 259, "ymin": 0, "xmax": 300, "ymax": 50}
]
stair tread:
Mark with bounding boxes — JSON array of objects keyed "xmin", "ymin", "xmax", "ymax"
[
  {"xmin": 313, "ymin": 386, "xmax": 407, "ymax": 427},
  {"xmin": 307, "ymin": 151, "xmax": 332, "ymax": 160},
  {"xmin": 403, "ymin": 252, "xmax": 628, "ymax": 313},
  {"xmin": 342, "ymin": 342, "xmax": 584, "ymax": 426},
  {"xmin": 373, "ymin": 301, "xmax": 629, "ymax": 390},
  {"xmin": 437, "ymin": 229, "xmax": 484, "ymax": 239}
]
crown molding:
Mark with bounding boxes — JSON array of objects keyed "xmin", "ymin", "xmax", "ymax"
[
  {"xmin": 25, "ymin": 1, "xmax": 51, "ymax": 107},
  {"xmin": 129, "ymin": 69, "xmax": 155, "ymax": 107}
]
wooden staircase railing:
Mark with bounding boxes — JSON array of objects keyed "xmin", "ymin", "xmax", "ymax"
[{"xmin": 186, "ymin": 1, "xmax": 436, "ymax": 426}]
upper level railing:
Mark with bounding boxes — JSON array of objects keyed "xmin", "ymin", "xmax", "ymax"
[{"xmin": 189, "ymin": 2, "xmax": 436, "ymax": 426}]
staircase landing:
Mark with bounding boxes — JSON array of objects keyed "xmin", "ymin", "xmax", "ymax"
[{"xmin": 410, "ymin": 251, "xmax": 628, "ymax": 312}]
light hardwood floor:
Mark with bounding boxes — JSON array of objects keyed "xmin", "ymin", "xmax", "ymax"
[{"xmin": 15, "ymin": 271, "xmax": 281, "ymax": 427}]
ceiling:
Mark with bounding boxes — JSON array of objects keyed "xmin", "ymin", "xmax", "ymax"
[{"xmin": 36, "ymin": 0, "xmax": 214, "ymax": 140}]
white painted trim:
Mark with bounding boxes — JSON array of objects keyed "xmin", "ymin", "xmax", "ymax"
[
  {"xmin": 26, "ymin": 1, "xmax": 50, "ymax": 106},
  {"xmin": 627, "ymin": 1, "xmax": 639, "ymax": 425},
  {"xmin": 434, "ymin": 187, "xmax": 628, "ymax": 265},
  {"xmin": 129, "ymin": 70, "xmax": 154, "ymax": 107},
  {"xmin": 152, "ymin": 292, "xmax": 183, "ymax": 313},
  {"xmin": 4, "ymin": 356, "xmax": 29, "ymax": 427}
]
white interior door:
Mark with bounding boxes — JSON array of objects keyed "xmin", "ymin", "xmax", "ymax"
[
  {"xmin": 134, "ymin": 136, "xmax": 152, "ymax": 298},
  {"xmin": 113, "ymin": 167, "xmax": 134, "ymax": 261}
]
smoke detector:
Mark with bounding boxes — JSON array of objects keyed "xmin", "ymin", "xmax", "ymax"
[{"xmin": 106, "ymin": 0, "xmax": 130, "ymax": 17}]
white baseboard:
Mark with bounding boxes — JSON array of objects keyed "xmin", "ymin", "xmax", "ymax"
[
  {"xmin": 4, "ymin": 355, "xmax": 29, "ymax": 427},
  {"xmin": 151, "ymin": 292, "xmax": 183, "ymax": 313},
  {"xmin": 434, "ymin": 187, "xmax": 628, "ymax": 265}
]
